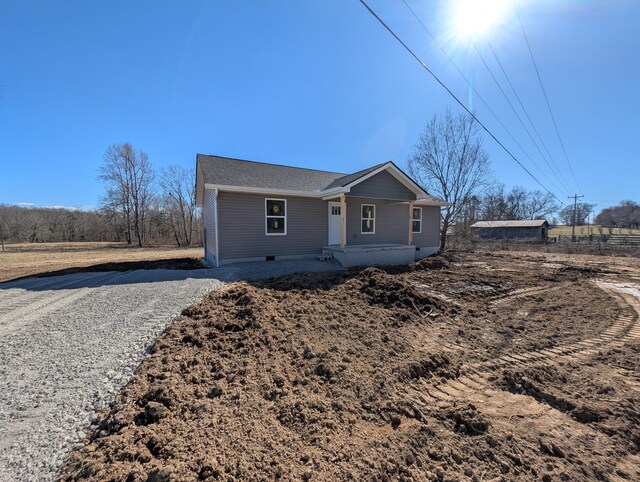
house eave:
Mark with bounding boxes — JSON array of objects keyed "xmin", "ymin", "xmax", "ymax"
[{"xmin": 204, "ymin": 184, "xmax": 321, "ymax": 198}]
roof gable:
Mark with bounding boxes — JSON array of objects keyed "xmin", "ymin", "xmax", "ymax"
[{"xmin": 348, "ymin": 170, "xmax": 416, "ymax": 200}]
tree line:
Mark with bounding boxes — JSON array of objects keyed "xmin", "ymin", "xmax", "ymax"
[
  {"xmin": 0, "ymin": 142, "xmax": 201, "ymax": 248},
  {"xmin": 595, "ymin": 201, "xmax": 640, "ymax": 229}
]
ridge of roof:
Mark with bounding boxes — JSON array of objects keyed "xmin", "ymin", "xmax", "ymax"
[
  {"xmin": 196, "ymin": 153, "xmax": 346, "ymax": 177},
  {"xmin": 470, "ymin": 219, "xmax": 548, "ymax": 228}
]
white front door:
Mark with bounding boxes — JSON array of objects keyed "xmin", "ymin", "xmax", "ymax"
[{"xmin": 328, "ymin": 202, "xmax": 341, "ymax": 245}]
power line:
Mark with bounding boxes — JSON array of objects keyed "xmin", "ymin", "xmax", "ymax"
[
  {"xmin": 356, "ymin": 0, "xmax": 565, "ymax": 205},
  {"xmin": 485, "ymin": 40, "xmax": 573, "ymax": 193},
  {"xmin": 398, "ymin": 0, "xmax": 569, "ymax": 196},
  {"xmin": 469, "ymin": 40, "xmax": 575, "ymax": 195},
  {"xmin": 517, "ymin": 9, "xmax": 583, "ymax": 195}
]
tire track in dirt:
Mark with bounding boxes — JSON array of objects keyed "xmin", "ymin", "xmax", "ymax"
[
  {"xmin": 398, "ymin": 281, "xmax": 640, "ymax": 480},
  {"xmin": 406, "ymin": 280, "xmax": 640, "ymax": 411},
  {"xmin": 489, "ymin": 282, "xmax": 569, "ymax": 306}
]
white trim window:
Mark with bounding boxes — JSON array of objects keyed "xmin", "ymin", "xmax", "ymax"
[
  {"xmin": 412, "ymin": 207, "xmax": 422, "ymax": 234},
  {"xmin": 361, "ymin": 204, "xmax": 376, "ymax": 234},
  {"xmin": 265, "ymin": 198, "xmax": 287, "ymax": 235}
]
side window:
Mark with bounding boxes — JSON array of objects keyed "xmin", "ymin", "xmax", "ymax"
[
  {"xmin": 266, "ymin": 199, "xmax": 286, "ymax": 235},
  {"xmin": 361, "ymin": 204, "xmax": 376, "ymax": 234},
  {"xmin": 412, "ymin": 207, "xmax": 422, "ymax": 233}
]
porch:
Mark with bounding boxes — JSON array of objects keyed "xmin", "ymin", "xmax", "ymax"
[{"xmin": 322, "ymin": 243, "xmax": 417, "ymax": 268}]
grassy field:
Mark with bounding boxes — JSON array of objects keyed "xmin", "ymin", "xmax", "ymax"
[
  {"xmin": 550, "ymin": 225, "xmax": 640, "ymax": 236},
  {"xmin": 0, "ymin": 242, "xmax": 203, "ymax": 282}
]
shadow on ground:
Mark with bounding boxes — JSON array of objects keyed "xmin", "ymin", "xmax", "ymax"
[{"xmin": 0, "ymin": 259, "xmax": 345, "ymax": 292}]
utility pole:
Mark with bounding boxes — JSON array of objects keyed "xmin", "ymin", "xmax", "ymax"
[{"xmin": 569, "ymin": 194, "xmax": 585, "ymax": 241}]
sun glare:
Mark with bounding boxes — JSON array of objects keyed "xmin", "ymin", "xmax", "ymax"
[{"xmin": 451, "ymin": 0, "xmax": 510, "ymax": 39}]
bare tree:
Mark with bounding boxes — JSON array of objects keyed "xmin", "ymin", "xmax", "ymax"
[
  {"xmin": 408, "ymin": 110, "xmax": 493, "ymax": 249},
  {"xmin": 524, "ymin": 190, "xmax": 558, "ymax": 220},
  {"xmin": 159, "ymin": 166, "xmax": 197, "ymax": 246},
  {"xmin": 0, "ymin": 217, "xmax": 7, "ymax": 251},
  {"xmin": 503, "ymin": 186, "xmax": 529, "ymax": 220},
  {"xmin": 559, "ymin": 202, "xmax": 594, "ymax": 226},
  {"xmin": 99, "ymin": 143, "xmax": 154, "ymax": 247}
]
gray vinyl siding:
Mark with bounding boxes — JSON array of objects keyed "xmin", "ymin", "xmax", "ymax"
[
  {"xmin": 345, "ymin": 199, "xmax": 440, "ymax": 248},
  {"xmin": 217, "ymin": 192, "xmax": 328, "ymax": 260},
  {"xmin": 348, "ymin": 171, "xmax": 416, "ymax": 201},
  {"xmin": 345, "ymin": 197, "xmax": 410, "ymax": 245},
  {"xmin": 203, "ymin": 188, "xmax": 218, "ymax": 265},
  {"xmin": 412, "ymin": 206, "xmax": 441, "ymax": 248}
]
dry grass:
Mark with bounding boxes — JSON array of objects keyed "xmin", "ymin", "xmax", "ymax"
[
  {"xmin": 0, "ymin": 242, "xmax": 203, "ymax": 283},
  {"xmin": 550, "ymin": 225, "xmax": 640, "ymax": 236}
]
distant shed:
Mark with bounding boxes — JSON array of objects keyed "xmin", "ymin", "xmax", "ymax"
[{"xmin": 470, "ymin": 220, "xmax": 549, "ymax": 241}]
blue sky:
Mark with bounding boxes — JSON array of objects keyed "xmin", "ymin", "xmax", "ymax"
[{"xmin": 1, "ymin": 0, "xmax": 638, "ymax": 214}]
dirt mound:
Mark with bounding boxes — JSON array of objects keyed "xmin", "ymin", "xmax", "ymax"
[
  {"xmin": 58, "ymin": 252, "xmax": 640, "ymax": 481},
  {"xmin": 438, "ymin": 404, "xmax": 490, "ymax": 436},
  {"xmin": 412, "ymin": 255, "xmax": 450, "ymax": 271},
  {"xmin": 558, "ymin": 264, "xmax": 603, "ymax": 277},
  {"xmin": 357, "ymin": 268, "xmax": 445, "ymax": 317},
  {"xmin": 403, "ymin": 353, "xmax": 460, "ymax": 381}
]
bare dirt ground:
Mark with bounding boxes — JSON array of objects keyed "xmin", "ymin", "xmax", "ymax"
[
  {"xmin": 0, "ymin": 242, "xmax": 203, "ymax": 282},
  {"xmin": 59, "ymin": 251, "xmax": 640, "ymax": 481}
]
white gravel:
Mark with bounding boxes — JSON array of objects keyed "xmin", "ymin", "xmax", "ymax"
[{"xmin": 0, "ymin": 259, "xmax": 341, "ymax": 481}]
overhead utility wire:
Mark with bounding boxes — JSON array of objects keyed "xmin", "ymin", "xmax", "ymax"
[
  {"xmin": 356, "ymin": 0, "xmax": 565, "ymax": 205},
  {"xmin": 469, "ymin": 41, "xmax": 574, "ymax": 195},
  {"xmin": 516, "ymin": 9, "xmax": 583, "ymax": 195},
  {"xmin": 440, "ymin": 0, "xmax": 573, "ymax": 195},
  {"xmin": 399, "ymin": 0, "xmax": 567, "ymax": 196},
  {"xmin": 485, "ymin": 40, "xmax": 572, "ymax": 192}
]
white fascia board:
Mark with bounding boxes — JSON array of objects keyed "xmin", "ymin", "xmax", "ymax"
[
  {"xmin": 204, "ymin": 184, "xmax": 320, "ymax": 198},
  {"xmin": 321, "ymin": 189, "xmax": 349, "ymax": 200},
  {"xmin": 414, "ymin": 198, "xmax": 451, "ymax": 207},
  {"xmin": 341, "ymin": 163, "xmax": 391, "ymax": 190}
]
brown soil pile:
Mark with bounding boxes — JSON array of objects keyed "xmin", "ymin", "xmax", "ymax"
[
  {"xmin": 29, "ymin": 257, "xmax": 204, "ymax": 279},
  {"xmin": 59, "ymin": 253, "xmax": 640, "ymax": 481}
]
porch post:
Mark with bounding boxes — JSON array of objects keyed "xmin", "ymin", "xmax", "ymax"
[
  {"xmin": 340, "ymin": 193, "xmax": 346, "ymax": 249},
  {"xmin": 408, "ymin": 201, "xmax": 414, "ymax": 245}
]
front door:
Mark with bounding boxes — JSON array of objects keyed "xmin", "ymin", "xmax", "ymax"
[{"xmin": 328, "ymin": 202, "xmax": 341, "ymax": 245}]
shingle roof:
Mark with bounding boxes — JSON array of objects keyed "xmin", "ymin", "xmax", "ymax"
[
  {"xmin": 323, "ymin": 163, "xmax": 386, "ymax": 190},
  {"xmin": 197, "ymin": 154, "xmax": 347, "ymax": 192},
  {"xmin": 196, "ymin": 155, "xmax": 447, "ymax": 206},
  {"xmin": 470, "ymin": 220, "xmax": 548, "ymax": 228}
]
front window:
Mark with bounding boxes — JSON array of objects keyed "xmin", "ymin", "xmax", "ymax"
[
  {"xmin": 361, "ymin": 204, "xmax": 375, "ymax": 234},
  {"xmin": 412, "ymin": 207, "xmax": 422, "ymax": 233},
  {"xmin": 266, "ymin": 199, "xmax": 286, "ymax": 235}
]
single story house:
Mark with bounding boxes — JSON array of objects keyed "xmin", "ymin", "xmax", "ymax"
[
  {"xmin": 195, "ymin": 154, "xmax": 448, "ymax": 267},
  {"xmin": 470, "ymin": 219, "xmax": 549, "ymax": 240}
]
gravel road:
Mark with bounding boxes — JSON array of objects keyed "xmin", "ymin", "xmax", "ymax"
[{"xmin": 0, "ymin": 260, "xmax": 341, "ymax": 481}]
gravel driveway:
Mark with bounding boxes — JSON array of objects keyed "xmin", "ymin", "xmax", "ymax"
[{"xmin": 0, "ymin": 260, "xmax": 341, "ymax": 481}]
